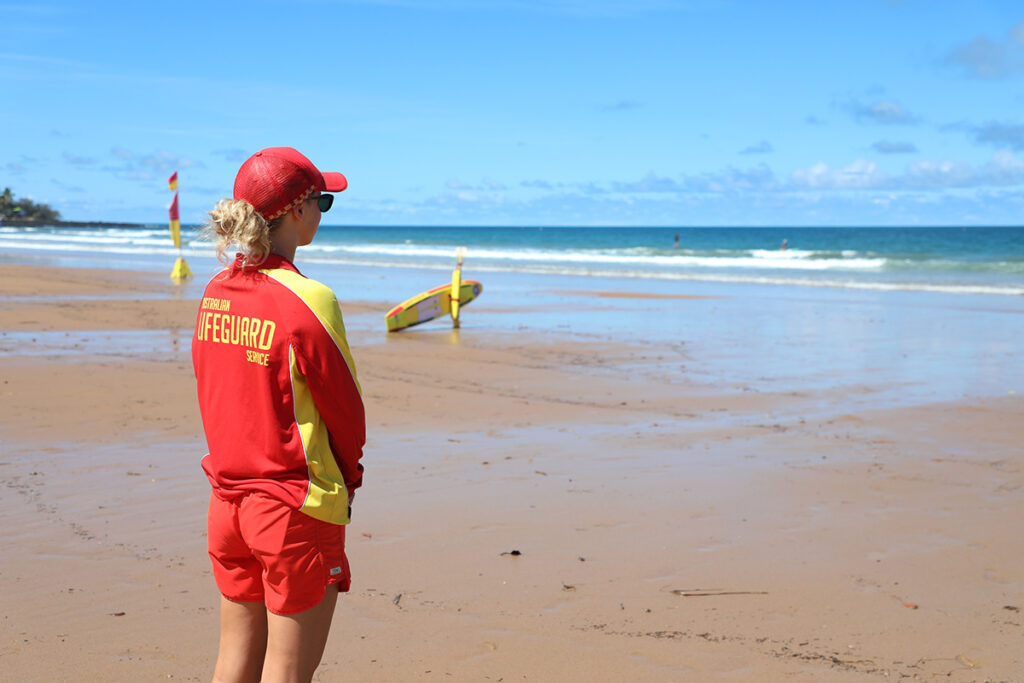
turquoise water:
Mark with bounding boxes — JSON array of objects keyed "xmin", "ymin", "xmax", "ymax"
[
  {"xmin": 1, "ymin": 225, "xmax": 1022, "ymax": 296},
  {"xmin": 1, "ymin": 223, "xmax": 1021, "ymax": 407}
]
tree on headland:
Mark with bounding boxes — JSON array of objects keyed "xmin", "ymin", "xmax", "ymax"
[{"xmin": 0, "ymin": 187, "xmax": 61, "ymax": 223}]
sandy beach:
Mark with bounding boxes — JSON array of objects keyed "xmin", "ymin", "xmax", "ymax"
[{"xmin": 1, "ymin": 263, "xmax": 1022, "ymax": 681}]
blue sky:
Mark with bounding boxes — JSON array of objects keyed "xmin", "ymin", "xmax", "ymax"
[{"xmin": 2, "ymin": 0, "xmax": 1024, "ymax": 226}]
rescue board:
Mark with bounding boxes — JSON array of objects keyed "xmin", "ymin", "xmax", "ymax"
[{"xmin": 385, "ymin": 280, "xmax": 482, "ymax": 332}]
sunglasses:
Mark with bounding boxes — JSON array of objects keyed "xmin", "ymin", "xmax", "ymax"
[{"xmin": 307, "ymin": 193, "xmax": 334, "ymax": 213}]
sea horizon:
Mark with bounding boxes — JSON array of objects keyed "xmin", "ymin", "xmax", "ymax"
[{"xmin": 2, "ymin": 223, "xmax": 1021, "ymax": 298}]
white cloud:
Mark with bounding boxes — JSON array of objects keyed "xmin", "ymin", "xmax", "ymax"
[
  {"xmin": 985, "ymin": 149, "xmax": 1024, "ymax": 184},
  {"xmin": 690, "ymin": 164, "xmax": 778, "ymax": 192},
  {"xmin": 724, "ymin": 165, "xmax": 778, "ymax": 191},
  {"xmin": 592, "ymin": 152, "xmax": 1024, "ymax": 197},
  {"xmin": 789, "ymin": 152, "xmax": 1024, "ymax": 191},
  {"xmin": 791, "ymin": 159, "xmax": 887, "ymax": 190},
  {"xmin": 611, "ymin": 172, "xmax": 681, "ymax": 193},
  {"xmin": 943, "ymin": 21, "xmax": 1024, "ymax": 80},
  {"xmin": 391, "ymin": 152, "xmax": 1024, "ymax": 227},
  {"xmin": 308, "ymin": 175, "xmax": 1024, "ymax": 226},
  {"xmin": 904, "ymin": 159, "xmax": 974, "ymax": 188},
  {"xmin": 847, "ymin": 99, "xmax": 919, "ymax": 125}
]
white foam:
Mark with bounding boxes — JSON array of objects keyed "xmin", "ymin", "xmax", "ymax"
[
  {"xmin": 0, "ymin": 237, "xmax": 207, "ymax": 258},
  {"xmin": 295, "ymin": 255, "xmax": 1024, "ymax": 297},
  {"xmin": 303, "ymin": 243, "xmax": 887, "ymax": 271},
  {"xmin": 1, "ymin": 230, "xmax": 1018, "ymax": 297}
]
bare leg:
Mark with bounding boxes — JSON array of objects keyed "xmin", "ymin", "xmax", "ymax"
[
  {"xmin": 212, "ymin": 598, "xmax": 268, "ymax": 683},
  {"xmin": 261, "ymin": 587, "xmax": 339, "ymax": 683}
]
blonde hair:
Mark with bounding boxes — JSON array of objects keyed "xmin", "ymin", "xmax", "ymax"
[{"xmin": 203, "ymin": 199, "xmax": 283, "ymax": 266}]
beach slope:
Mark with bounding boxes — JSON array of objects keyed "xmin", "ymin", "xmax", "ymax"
[{"xmin": 1, "ymin": 264, "xmax": 1021, "ymax": 681}]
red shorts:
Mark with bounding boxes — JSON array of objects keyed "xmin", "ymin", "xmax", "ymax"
[{"xmin": 207, "ymin": 492, "xmax": 350, "ymax": 615}]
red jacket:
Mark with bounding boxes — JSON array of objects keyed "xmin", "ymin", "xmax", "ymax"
[{"xmin": 192, "ymin": 254, "xmax": 364, "ymax": 525}]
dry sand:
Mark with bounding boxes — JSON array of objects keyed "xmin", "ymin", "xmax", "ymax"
[{"xmin": 1, "ymin": 264, "xmax": 1021, "ymax": 681}]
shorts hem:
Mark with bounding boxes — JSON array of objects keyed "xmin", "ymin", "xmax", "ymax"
[
  {"xmin": 220, "ymin": 592, "xmax": 265, "ymax": 604},
  {"xmin": 266, "ymin": 584, "xmax": 341, "ymax": 616},
  {"xmin": 209, "ymin": 492, "xmax": 351, "ymax": 616}
]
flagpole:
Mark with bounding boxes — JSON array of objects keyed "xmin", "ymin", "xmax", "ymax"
[{"xmin": 168, "ymin": 171, "xmax": 192, "ymax": 282}]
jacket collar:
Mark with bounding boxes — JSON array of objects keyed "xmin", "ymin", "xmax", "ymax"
[{"xmin": 231, "ymin": 252, "xmax": 302, "ymax": 275}]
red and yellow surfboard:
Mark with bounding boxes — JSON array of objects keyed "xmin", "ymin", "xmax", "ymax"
[{"xmin": 385, "ymin": 280, "xmax": 482, "ymax": 332}]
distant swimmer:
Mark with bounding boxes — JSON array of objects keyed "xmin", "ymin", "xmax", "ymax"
[
  {"xmin": 673, "ymin": 233, "xmax": 680, "ymax": 248},
  {"xmin": 780, "ymin": 239, "xmax": 788, "ymax": 251}
]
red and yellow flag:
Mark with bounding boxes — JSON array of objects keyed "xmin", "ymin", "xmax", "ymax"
[
  {"xmin": 169, "ymin": 193, "xmax": 181, "ymax": 249},
  {"xmin": 166, "ymin": 169, "xmax": 190, "ymax": 281}
]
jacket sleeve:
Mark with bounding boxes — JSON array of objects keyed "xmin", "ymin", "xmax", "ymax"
[{"xmin": 294, "ymin": 292, "xmax": 365, "ymax": 493}]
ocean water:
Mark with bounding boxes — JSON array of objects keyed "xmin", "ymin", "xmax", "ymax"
[
  {"xmin": 1, "ymin": 224, "xmax": 1022, "ymax": 296},
  {"xmin": 1, "ymin": 223, "xmax": 1021, "ymax": 407}
]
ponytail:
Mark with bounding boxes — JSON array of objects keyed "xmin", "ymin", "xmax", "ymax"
[{"xmin": 203, "ymin": 199, "xmax": 282, "ymax": 267}]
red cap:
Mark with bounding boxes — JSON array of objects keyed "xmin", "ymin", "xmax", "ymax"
[{"xmin": 233, "ymin": 147, "xmax": 347, "ymax": 221}]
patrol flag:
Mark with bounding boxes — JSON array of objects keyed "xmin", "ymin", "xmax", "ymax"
[{"xmin": 168, "ymin": 193, "xmax": 181, "ymax": 249}]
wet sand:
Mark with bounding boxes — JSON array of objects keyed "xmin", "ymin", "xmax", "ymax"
[{"xmin": 1, "ymin": 264, "xmax": 1022, "ymax": 681}]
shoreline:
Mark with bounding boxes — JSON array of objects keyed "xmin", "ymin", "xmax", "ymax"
[
  {"xmin": 0, "ymin": 219, "xmax": 158, "ymax": 229},
  {"xmin": 1, "ymin": 263, "xmax": 1021, "ymax": 680},
  {"xmin": 3, "ymin": 225, "xmax": 1023, "ymax": 301}
]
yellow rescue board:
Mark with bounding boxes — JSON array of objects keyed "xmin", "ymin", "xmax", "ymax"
[{"xmin": 385, "ymin": 280, "xmax": 482, "ymax": 332}]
